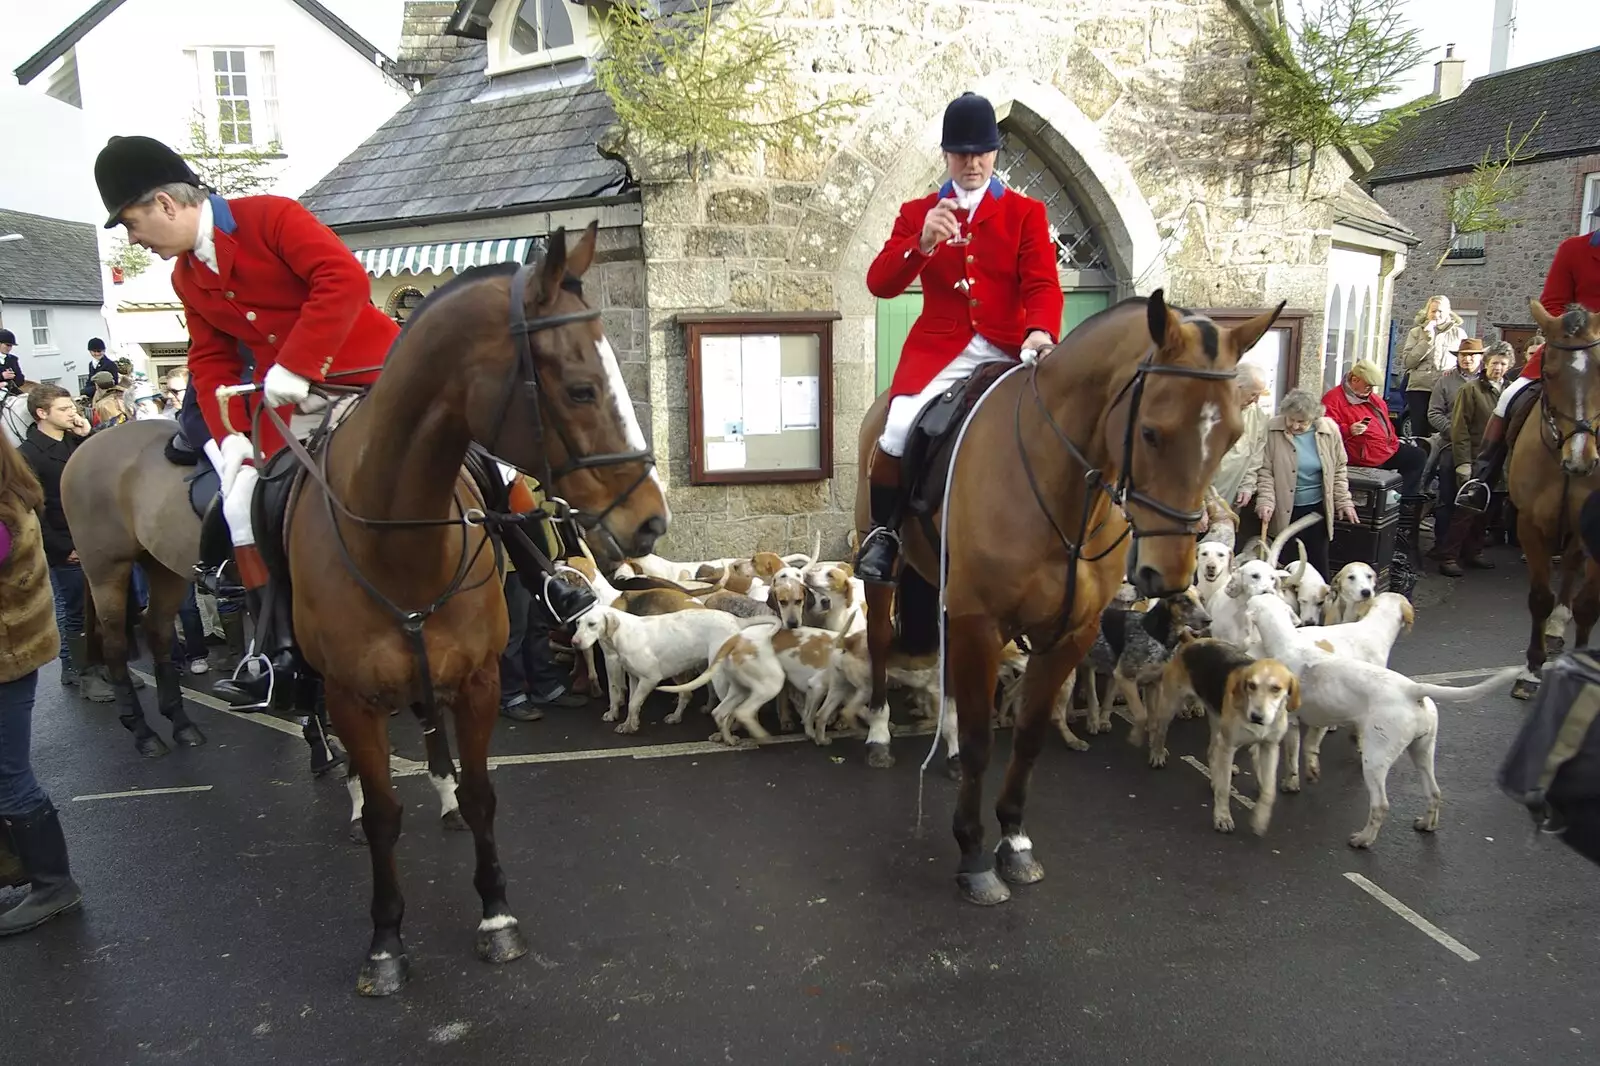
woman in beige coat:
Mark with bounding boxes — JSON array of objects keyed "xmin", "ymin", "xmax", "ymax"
[
  {"xmin": 1399, "ymin": 295, "xmax": 1466, "ymax": 434},
  {"xmin": 1237, "ymin": 388, "xmax": 1359, "ymax": 579}
]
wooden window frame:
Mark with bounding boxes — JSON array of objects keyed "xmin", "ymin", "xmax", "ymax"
[
  {"xmin": 1197, "ymin": 307, "xmax": 1309, "ymax": 401},
  {"xmin": 680, "ymin": 311, "xmax": 839, "ymax": 486}
]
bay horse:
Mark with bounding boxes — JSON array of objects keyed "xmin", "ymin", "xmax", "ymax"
[
  {"xmin": 1507, "ymin": 298, "xmax": 1600, "ymax": 699},
  {"xmin": 284, "ymin": 223, "xmax": 668, "ymax": 996},
  {"xmin": 855, "ymin": 293, "xmax": 1280, "ymax": 905}
]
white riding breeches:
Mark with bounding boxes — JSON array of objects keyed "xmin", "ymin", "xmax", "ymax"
[
  {"xmin": 878, "ymin": 337, "xmax": 1014, "ymax": 457},
  {"xmin": 217, "ymin": 410, "xmax": 322, "ymax": 550},
  {"xmin": 1495, "ymin": 374, "xmax": 1533, "ymax": 417}
]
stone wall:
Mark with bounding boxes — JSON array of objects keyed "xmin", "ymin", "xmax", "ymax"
[
  {"xmin": 633, "ymin": 0, "xmax": 1356, "ymax": 560},
  {"xmin": 1371, "ymin": 153, "xmax": 1600, "ymax": 343}
]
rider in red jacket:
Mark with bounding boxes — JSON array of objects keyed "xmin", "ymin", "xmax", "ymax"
[
  {"xmin": 1458, "ymin": 210, "xmax": 1600, "ymax": 510},
  {"xmin": 856, "ymin": 93, "xmax": 1064, "ymax": 582}
]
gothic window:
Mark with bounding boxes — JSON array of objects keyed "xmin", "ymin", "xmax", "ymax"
[{"xmin": 995, "ymin": 129, "xmax": 1117, "ymax": 278}]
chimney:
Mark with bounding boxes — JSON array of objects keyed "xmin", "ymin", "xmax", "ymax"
[
  {"xmin": 1434, "ymin": 43, "xmax": 1466, "ymax": 101},
  {"xmin": 1490, "ymin": 0, "xmax": 1517, "ymax": 73}
]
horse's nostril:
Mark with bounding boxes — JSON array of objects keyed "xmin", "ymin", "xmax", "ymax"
[{"xmin": 633, "ymin": 514, "xmax": 667, "ymax": 554}]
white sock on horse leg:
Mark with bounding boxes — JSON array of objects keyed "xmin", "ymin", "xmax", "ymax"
[
  {"xmin": 1546, "ymin": 604, "xmax": 1572, "ymax": 638},
  {"xmin": 346, "ymin": 774, "xmax": 364, "ymax": 825},
  {"xmin": 865, "ymin": 703, "xmax": 892, "ymax": 747},
  {"xmin": 430, "ymin": 773, "xmax": 460, "ymax": 818}
]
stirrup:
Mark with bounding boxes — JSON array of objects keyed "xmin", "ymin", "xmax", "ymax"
[
  {"xmin": 1454, "ymin": 478, "xmax": 1491, "ymax": 513},
  {"xmin": 855, "ymin": 526, "xmax": 901, "ymax": 583},
  {"xmin": 193, "ymin": 561, "xmax": 244, "ymax": 600}
]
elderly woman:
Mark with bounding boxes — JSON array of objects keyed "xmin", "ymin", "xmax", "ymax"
[
  {"xmin": 1400, "ymin": 295, "xmax": 1466, "ymax": 434},
  {"xmin": 1212, "ymin": 364, "xmax": 1270, "ymax": 507},
  {"xmin": 1436, "ymin": 343, "xmax": 1514, "ymax": 576},
  {"xmin": 1238, "ymin": 388, "xmax": 1359, "ymax": 579},
  {"xmin": 0, "ymin": 431, "xmax": 83, "ymax": 935}
]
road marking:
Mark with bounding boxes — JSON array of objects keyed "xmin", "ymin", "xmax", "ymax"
[
  {"xmin": 1179, "ymin": 754, "xmax": 1256, "ymax": 810},
  {"xmin": 73, "ymin": 785, "xmax": 214, "ymax": 803},
  {"xmin": 1344, "ymin": 872, "xmax": 1481, "ymax": 962}
]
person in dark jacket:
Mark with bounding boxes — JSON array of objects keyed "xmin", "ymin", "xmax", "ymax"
[
  {"xmin": 0, "ymin": 329, "xmax": 23, "ymax": 396},
  {"xmin": 15, "ymin": 384, "xmax": 91, "ymax": 683},
  {"xmin": 85, "ymin": 338, "xmax": 119, "ymax": 387}
]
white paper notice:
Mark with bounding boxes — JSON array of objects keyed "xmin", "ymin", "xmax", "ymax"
[
  {"xmin": 701, "ymin": 336, "xmax": 744, "ymax": 436},
  {"xmin": 705, "ymin": 439, "xmax": 747, "ymax": 471},
  {"xmin": 740, "ymin": 335, "xmax": 783, "ymax": 435},
  {"xmin": 780, "ymin": 375, "xmax": 819, "ymax": 430}
]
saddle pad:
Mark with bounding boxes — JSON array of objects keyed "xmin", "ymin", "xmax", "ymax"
[
  {"xmin": 905, "ymin": 360, "xmax": 1015, "ymax": 519},
  {"xmin": 1504, "ymin": 381, "xmax": 1542, "ymax": 454}
]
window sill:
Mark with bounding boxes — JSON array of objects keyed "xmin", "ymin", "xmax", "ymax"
[
  {"xmin": 31, "ymin": 347, "xmax": 60, "ymax": 356},
  {"xmin": 1443, "ymin": 255, "xmax": 1485, "ymax": 266},
  {"xmin": 486, "ymin": 43, "xmax": 590, "ymax": 77}
]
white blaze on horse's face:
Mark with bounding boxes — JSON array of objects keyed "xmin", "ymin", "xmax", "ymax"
[
  {"xmin": 1564, "ymin": 347, "xmax": 1594, "ymax": 473},
  {"xmin": 1198, "ymin": 401, "xmax": 1221, "ymax": 464},
  {"xmin": 595, "ymin": 335, "xmax": 667, "ymax": 499}
]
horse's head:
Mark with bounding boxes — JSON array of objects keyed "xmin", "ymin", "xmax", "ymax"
[
  {"xmin": 1116, "ymin": 291, "xmax": 1283, "ymax": 599},
  {"xmin": 468, "ymin": 223, "xmax": 669, "ymax": 563},
  {"xmin": 1528, "ymin": 298, "xmax": 1600, "ymax": 477}
]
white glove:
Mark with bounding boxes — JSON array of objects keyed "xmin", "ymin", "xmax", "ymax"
[
  {"xmin": 216, "ymin": 433, "xmax": 254, "ymax": 496},
  {"xmin": 263, "ymin": 363, "xmax": 311, "ymax": 408},
  {"xmin": 1455, "ymin": 463, "xmax": 1471, "ymax": 479}
]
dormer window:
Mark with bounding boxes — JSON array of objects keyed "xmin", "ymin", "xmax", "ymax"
[{"xmin": 489, "ymin": 0, "xmax": 591, "ymax": 74}]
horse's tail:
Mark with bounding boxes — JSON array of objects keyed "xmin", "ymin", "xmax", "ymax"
[
  {"xmin": 1266, "ymin": 512, "xmax": 1320, "ymax": 570},
  {"xmin": 896, "ymin": 568, "xmax": 941, "ymax": 657}
]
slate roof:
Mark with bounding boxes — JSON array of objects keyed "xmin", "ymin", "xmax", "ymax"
[
  {"xmin": 298, "ymin": 40, "xmax": 630, "ymax": 228},
  {"xmin": 1331, "ymin": 179, "xmax": 1415, "ymax": 245},
  {"xmin": 0, "ymin": 209, "xmax": 105, "ymax": 306},
  {"xmin": 1366, "ymin": 46, "xmax": 1600, "ymax": 185},
  {"xmin": 13, "ymin": 0, "xmax": 405, "ymax": 87},
  {"xmin": 395, "ymin": 1, "xmax": 477, "ymax": 81}
]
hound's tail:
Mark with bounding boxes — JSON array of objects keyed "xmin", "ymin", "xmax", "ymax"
[
  {"xmin": 657, "ymin": 622, "xmax": 782, "ymax": 693},
  {"xmin": 1410, "ymin": 667, "xmax": 1522, "ymax": 703},
  {"xmin": 1266, "ymin": 512, "xmax": 1320, "ymax": 570}
]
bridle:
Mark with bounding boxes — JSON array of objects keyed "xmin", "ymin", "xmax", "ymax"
[
  {"xmin": 1015, "ymin": 343, "xmax": 1236, "ymax": 650},
  {"xmin": 1537, "ymin": 335, "xmax": 1600, "ymax": 454}
]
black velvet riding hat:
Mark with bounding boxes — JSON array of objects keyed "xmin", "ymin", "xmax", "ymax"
[
  {"xmin": 94, "ymin": 135, "xmax": 203, "ymax": 229},
  {"xmin": 941, "ymin": 93, "xmax": 1001, "ymax": 154}
]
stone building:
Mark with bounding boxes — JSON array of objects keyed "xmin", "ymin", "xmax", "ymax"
[
  {"xmin": 1367, "ymin": 45, "xmax": 1600, "ymax": 357},
  {"xmin": 300, "ymin": 0, "xmax": 1412, "ymax": 558}
]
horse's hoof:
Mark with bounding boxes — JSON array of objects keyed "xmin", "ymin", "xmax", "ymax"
[
  {"xmin": 476, "ymin": 919, "xmax": 529, "ymax": 964},
  {"xmin": 955, "ymin": 869, "xmax": 1011, "ymax": 906},
  {"xmin": 348, "ymin": 819, "xmax": 367, "ymax": 845},
  {"xmin": 172, "ymin": 723, "xmax": 207, "ymax": 748},
  {"xmin": 944, "ymin": 754, "xmax": 961, "ymax": 781},
  {"xmin": 1511, "ymin": 677, "xmax": 1540, "ymax": 701},
  {"xmin": 441, "ymin": 808, "xmax": 469, "ymax": 832},
  {"xmin": 134, "ymin": 732, "xmax": 170, "ymax": 759},
  {"xmin": 995, "ymin": 841, "xmax": 1044, "ymax": 885},
  {"xmin": 80, "ymin": 674, "xmax": 116, "ymax": 703},
  {"xmin": 356, "ymin": 953, "xmax": 409, "ymax": 997},
  {"xmin": 865, "ymin": 742, "xmax": 895, "ymax": 769}
]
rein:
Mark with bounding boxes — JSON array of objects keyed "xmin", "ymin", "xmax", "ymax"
[
  {"xmin": 1014, "ymin": 344, "xmax": 1236, "ymax": 650},
  {"xmin": 1535, "ymin": 334, "xmax": 1600, "ymax": 553}
]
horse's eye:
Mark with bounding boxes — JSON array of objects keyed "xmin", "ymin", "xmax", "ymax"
[
  {"xmin": 566, "ymin": 385, "xmax": 598, "ymax": 405},
  {"xmin": 1141, "ymin": 425, "xmax": 1160, "ymax": 447}
]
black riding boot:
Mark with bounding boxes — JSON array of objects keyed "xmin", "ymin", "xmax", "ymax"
[
  {"xmin": 855, "ymin": 453, "xmax": 905, "ymax": 584},
  {"xmin": 195, "ymin": 497, "xmax": 243, "ymax": 599},
  {"xmin": 0, "ymin": 801, "xmax": 83, "ymax": 937},
  {"xmin": 211, "ymin": 586, "xmax": 294, "ymax": 711}
]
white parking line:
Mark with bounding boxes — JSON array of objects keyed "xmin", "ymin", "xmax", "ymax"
[
  {"xmin": 74, "ymin": 785, "xmax": 214, "ymax": 803},
  {"xmin": 1344, "ymin": 872, "xmax": 1481, "ymax": 962},
  {"xmin": 1179, "ymin": 754, "xmax": 1256, "ymax": 810}
]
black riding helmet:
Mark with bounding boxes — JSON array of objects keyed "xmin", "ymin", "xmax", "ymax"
[{"xmin": 94, "ymin": 135, "xmax": 204, "ymax": 229}]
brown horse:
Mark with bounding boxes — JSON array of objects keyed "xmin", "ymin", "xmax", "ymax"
[
  {"xmin": 1507, "ymin": 298, "xmax": 1600, "ymax": 699},
  {"xmin": 856, "ymin": 293, "xmax": 1280, "ymax": 905},
  {"xmin": 284, "ymin": 223, "xmax": 668, "ymax": 996}
]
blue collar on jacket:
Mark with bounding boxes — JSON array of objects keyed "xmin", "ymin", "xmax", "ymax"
[
  {"xmin": 209, "ymin": 193, "xmax": 237, "ymax": 235},
  {"xmin": 938, "ymin": 176, "xmax": 1005, "ymax": 200}
]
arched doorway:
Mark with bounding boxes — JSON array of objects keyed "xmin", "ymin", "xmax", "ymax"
[{"xmin": 873, "ymin": 124, "xmax": 1121, "ymax": 391}]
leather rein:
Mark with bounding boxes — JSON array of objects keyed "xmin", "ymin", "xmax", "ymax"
[
  {"xmin": 1533, "ymin": 334, "xmax": 1600, "ymax": 553},
  {"xmin": 1013, "ymin": 344, "xmax": 1236, "ymax": 651}
]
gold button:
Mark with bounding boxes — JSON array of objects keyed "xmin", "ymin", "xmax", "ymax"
[
  {"xmin": 225, "ymin": 290, "xmax": 235, "ymax": 299},
  {"xmin": 969, "ymin": 298, "xmax": 978, "ymax": 306},
  {"xmin": 966, "ymin": 255, "xmax": 974, "ymax": 263},
  {"xmin": 245, "ymin": 311, "xmax": 257, "ymax": 321},
  {"xmin": 267, "ymin": 334, "xmax": 277, "ymax": 344}
]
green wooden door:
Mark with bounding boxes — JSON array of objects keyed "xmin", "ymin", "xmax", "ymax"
[{"xmin": 875, "ymin": 289, "xmax": 1112, "ymax": 393}]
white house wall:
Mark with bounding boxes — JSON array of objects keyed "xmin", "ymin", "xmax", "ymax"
[{"xmin": 1, "ymin": 303, "xmax": 110, "ymax": 388}]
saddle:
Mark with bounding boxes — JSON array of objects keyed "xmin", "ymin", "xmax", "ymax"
[{"xmin": 902, "ymin": 360, "xmax": 1014, "ymax": 521}]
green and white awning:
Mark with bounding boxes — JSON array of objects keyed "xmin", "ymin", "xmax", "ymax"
[{"xmin": 353, "ymin": 237, "xmax": 545, "ymax": 278}]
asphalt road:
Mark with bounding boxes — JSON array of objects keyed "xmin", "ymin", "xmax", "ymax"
[{"xmin": 1, "ymin": 546, "xmax": 1596, "ymax": 1066}]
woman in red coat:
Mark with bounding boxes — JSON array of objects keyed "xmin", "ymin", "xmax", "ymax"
[
  {"xmin": 856, "ymin": 94, "xmax": 1064, "ymax": 582},
  {"xmin": 94, "ymin": 135, "xmax": 398, "ymax": 707}
]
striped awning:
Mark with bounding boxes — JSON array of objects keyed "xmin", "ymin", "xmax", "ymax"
[{"xmin": 353, "ymin": 237, "xmax": 545, "ymax": 278}]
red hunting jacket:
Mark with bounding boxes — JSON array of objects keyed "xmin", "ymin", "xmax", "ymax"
[
  {"xmin": 866, "ymin": 179, "xmax": 1063, "ymax": 397},
  {"xmin": 1522, "ymin": 232, "xmax": 1600, "ymax": 381},
  {"xmin": 172, "ymin": 194, "xmax": 396, "ymax": 455},
  {"xmin": 1321, "ymin": 385, "xmax": 1398, "ymax": 468}
]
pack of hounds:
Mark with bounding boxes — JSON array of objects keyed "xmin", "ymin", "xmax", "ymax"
[{"xmin": 555, "ymin": 499, "xmax": 1514, "ymax": 852}]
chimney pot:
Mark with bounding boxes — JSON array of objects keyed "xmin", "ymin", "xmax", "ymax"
[{"xmin": 1446, "ymin": 43, "xmax": 1455, "ymax": 57}]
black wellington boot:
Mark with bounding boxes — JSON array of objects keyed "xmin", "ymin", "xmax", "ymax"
[
  {"xmin": 0, "ymin": 801, "xmax": 83, "ymax": 937},
  {"xmin": 855, "ymin": 453, "xmax": 905, "ymax": 585}
]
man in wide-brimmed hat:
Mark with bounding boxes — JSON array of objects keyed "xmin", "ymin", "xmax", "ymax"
[
  {"xmin": 93, "ymin": 134, "xmax": 398, "ymax": 710},
  {"xmin": 857, "ymin": 92, "xmax": 1064, "ymax": 584}
]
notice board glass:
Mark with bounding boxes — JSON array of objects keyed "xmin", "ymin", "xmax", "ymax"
[
  {"xmin": 681, "ymin": 312, "xmax": 838, "ymax": 484},
  {"xmin": 1200, "ymin": 308, "xmax": 1309, "ymax": 417}
]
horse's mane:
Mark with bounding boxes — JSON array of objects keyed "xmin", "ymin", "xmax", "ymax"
[{"xmin": 396, "ymin": 256, "xmax": 588, "ymax": 341}]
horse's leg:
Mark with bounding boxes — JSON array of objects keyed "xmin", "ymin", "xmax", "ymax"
[
  {"xmin": 345, "ymin": 769, "xmax": 367, "ymax": 844},
  {"xmin": 1517, "ymin": 510, "xmax": 1556, "ymax": 699},
  {"xmin": 947, "ymin": 613, "xmax": 1006, "ymax": 904},
  {"xmin": 92, "ymin": 566, "xmax": 167, "ymax": 758},
  {"xmin": 453, "ymin": 664, "xmax": 528, "ymax": 966},
  {"xmin": 299, "ymin": 674, "xmax": 347, "ymax": 778},
  {"xmin": 862, "ymin": 581, "xmax": 896, "ymax": 768},
  {"xmin": 143, "ymin": 564, "xmax": 205, "ymax": 747},
  {"xmin": 327, "ymin": 684, "xmax": 409, "ymax": 996},
  {"xmin": 993, "ymin": 627, "xmax": 1092, "ymax": 893},
  {"xmin": 1547, "ymin": 552, "xmax": 1580, "ymax": 653},
  {"xmin": 416, "ymin": 707, "xmax": 468, "ymax": 832},
  {"xmin": 940, "ymin": 693, "xmax": 961, "ymax": 781}
]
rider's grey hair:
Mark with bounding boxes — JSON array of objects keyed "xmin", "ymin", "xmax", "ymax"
[
  {"xmin": 1279, "ymin": 389, "xmax": 1324, "ymax": 423},
  {"xmin": 1235, "ymin": 364, "xmax": 1268, "ymax": 396},
  {"xmin": 134, "ymin": 182, "xmax": 207, "ymax": 209}
]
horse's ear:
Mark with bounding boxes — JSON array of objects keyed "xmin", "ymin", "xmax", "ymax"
[
  {"xmin": 1146, "ymin": 289, "xmax": 1172, "ymax": 347},
  {"xmin": 566, "ymin": 220, "xmax": 599, "ymax": 279},
  {"xmin": 538, "ymin": 228, "xmax": 570, "ymax": 303},
  {"xmin": 1528, "ymin": 297, "xmax": 1560, "ymax": 335},
  {"xmin": 1229, "ymin": 301, "xmax": 1286, "ymax": 360}
]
